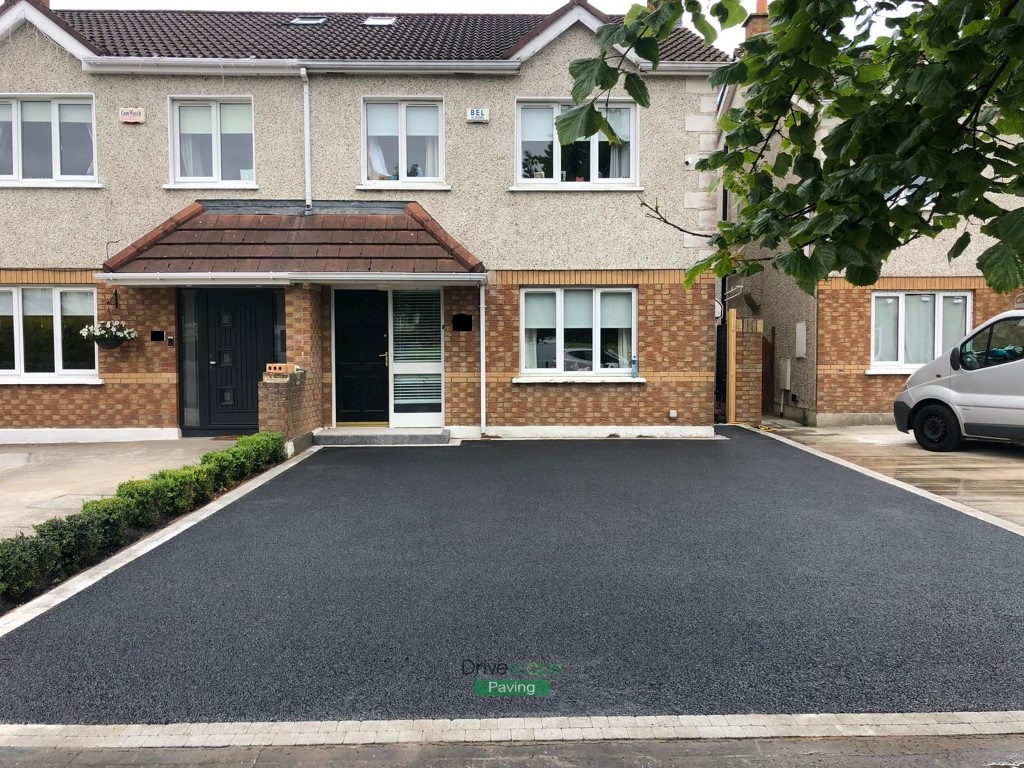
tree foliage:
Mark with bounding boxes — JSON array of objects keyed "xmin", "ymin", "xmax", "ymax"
[{"xmin": 560, "ymin": 0, "xmax": 1024, "ymax": 294}]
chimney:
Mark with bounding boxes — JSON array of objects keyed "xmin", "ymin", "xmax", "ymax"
[{"xmin": 743, "ymin": 0, "xmax": 768, "ymax": 38}]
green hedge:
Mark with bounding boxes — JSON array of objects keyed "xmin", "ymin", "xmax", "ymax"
[{"xmin": 0, "ymin": 432, "xmax": 285, "ymax": 603}]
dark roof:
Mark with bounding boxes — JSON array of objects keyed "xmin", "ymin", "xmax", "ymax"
[
  {"xmin": 104, "ymin": 201, "xmax": 485, "ymax": 275},
  {"xmin": 48, "ymin": 7, "xmax": 729, "ymax": 63}
]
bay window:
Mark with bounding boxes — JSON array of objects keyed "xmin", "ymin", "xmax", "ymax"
[
  {"xmin": 0, "ymin": 97, "xmax": 96, "ymax": 182},
  {"xmin": 517, "ymin": 101, "xmax": 636, "ymax": 187},
  {"xmin": 872, "ymin": 291, "xmax": 971, "ymax": 369},
  {"xmin": 363, "ymin": 99, "xmax": 443, "ymax": 184},
  {"xmin": 171, "ymin": 99, "xmax": 254, "ymax": 184},
  {"xmin": 0, "ymin": 287, "xmax": 97, "ymax": 380},
  {"xmin": 522, "ymin": 288, "xmax": 636, "ymax": 374}
]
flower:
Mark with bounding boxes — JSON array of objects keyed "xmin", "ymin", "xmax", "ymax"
[{"xmin": 79, "ymin": 320, "xmax": 139, "ymax": 342}]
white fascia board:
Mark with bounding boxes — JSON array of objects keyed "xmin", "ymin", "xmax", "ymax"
[
  {"xmin": 289, "ymin": 272, "xmax": 488, "ymax": 285},
  {"xmin": 640, "ymin": 62, "xmax": 723, "ymax": 76},
  {"xmin": 511, "ymin": 5, "xmax": 642, "ymax": 67},
  {"xmin": 80, "ymin": 57, "xmax": 521, "ymax": 77},
  {"xmin": 95, "ymin": 272, "xmax": 292, "ymax": 286},
  {"xmin": 0, "ymin": 2, "xmax": 98, "ymax": 62},
  {"xmin": 95, "ymin": 271, "xmax": 488, "ymax": 286}
]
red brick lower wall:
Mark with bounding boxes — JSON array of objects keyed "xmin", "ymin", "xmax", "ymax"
[
  {"xmin": 445, "ymin": 286, "xmax": 481, "ymax": 426},
  {"xmin": 483, "ymin": 271, "xmax": 715, "ymax": 427},
  {"xmin": 0, "ymin": 275, "xmax": 179, "ymax": 430},
  {"xmin": 816, "ymin": 277, "xmax": 1017, "ymax": 419},
  {"xmin": 734, "ymin": 316, "xmax": 763, "ymax": 425}
]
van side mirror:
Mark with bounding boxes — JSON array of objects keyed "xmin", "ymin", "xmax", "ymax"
[{"xmin": 950, "ymin": 347, "xmax": 961, "ymax": 370}]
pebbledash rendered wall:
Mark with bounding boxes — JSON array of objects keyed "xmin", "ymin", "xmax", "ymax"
[
  {"xmin": 815, "ymin": 276, "xmax": 1018, "ymax": 425},
  {"xmin": 0, "ymin": 269, "xmax": 179, "ymax": 431}
]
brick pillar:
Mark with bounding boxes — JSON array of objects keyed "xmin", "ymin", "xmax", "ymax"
[
  {"xmin": 743, "ymin": 0, "xmax": 768, "ymax": 38},
  {"xmin": 732, "ymin": 316, "xmax": 764, "ymax": 426},
  {"xmin": 258, "ymin": 369, "xmax": 317, "ymax": 455}
]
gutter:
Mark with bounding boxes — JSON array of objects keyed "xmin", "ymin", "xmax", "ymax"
[
  {"xmin": 95, "ymin": 271, "xmax": 489, "ymax": 286},
  {"xmin": 640, "ymin": 61, "xmax": 724, "ymax": 76},
  {"xmin": 80, "ymin": 57, "xmax": 523, "ymax": 76}
]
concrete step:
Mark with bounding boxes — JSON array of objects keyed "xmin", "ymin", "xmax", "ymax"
[{"xmin": 314, "ymin": 429, "xmax": 450, "ymax": 446}]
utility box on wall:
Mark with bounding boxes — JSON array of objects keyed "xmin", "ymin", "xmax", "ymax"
[{"xmin": 795, "ymin": 321, "xmax": 807, "ymax": 359}]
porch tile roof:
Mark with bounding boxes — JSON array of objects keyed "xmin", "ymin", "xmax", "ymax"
[{"xmin": 103, "ymin": 201, "xmax": 484, "ymax": 275}]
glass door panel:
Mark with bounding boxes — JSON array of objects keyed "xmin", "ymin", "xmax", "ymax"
[{"xmin": 391, "ymin": 290, "xmax": 443, "ymax": 427}]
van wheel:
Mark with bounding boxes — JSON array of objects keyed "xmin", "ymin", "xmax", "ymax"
[{"xmin": 912, "ymin": 404, "xmax": 962, "ymax": 452}]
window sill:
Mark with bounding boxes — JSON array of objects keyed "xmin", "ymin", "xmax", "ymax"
[
  {"xmin": 356, "ymin": 183, "xmax": 452, "ymax": 191},
  {"xmin": 513, "ymin": 375, "xmax": 646, "ymax": 384},
  {"xmin": 0, "ymin": 376, "xmax": 103, "ymax": 386},
  {"xmin": 508, "ymin": 184, "xmax": 644, "ymax": 193},
  {"xmin": 864, "ymin": 367, "xmax": 919, "ymax": 376},
  {"xmin": 0, "ymin": 180, "xmax": 104, "ymax": 189},
  {"xmin": 163, "ymin": 182, "xmax": 258, "ymax": 190}
]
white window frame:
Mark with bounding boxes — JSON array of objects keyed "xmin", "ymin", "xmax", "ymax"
[
  {"xmin": 167, "ymin": 96, "xmax": 256, "ymax": 188},
  {"xmin": 0, "ymin": 95, "xmax": 97, "ymax": 185},
  {"xmin": 519, "ymin": 287, "xmax": 638, "ymax": 376},
  {"xmin": 0, "ymin": 286, "xmax": 99, "ymax": 384},
  {"xmin": 514, "ymin": 99, "xmax": 639, "ymax": 190},
  {"xmin": 869, "ymin": 290, "xmax": 973, "ymax": 373},
  {"xmin": 360, "ymin": 97, "xmax": 447, "ymax": 188}
]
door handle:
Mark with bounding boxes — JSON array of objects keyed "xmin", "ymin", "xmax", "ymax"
[
  {"xmin": 209, "ymin": 358, "xmax": 217, "ymax": 366},
  {"xmin": 378, "ymin": 352, "xmax": 389, "ymax": 365}
]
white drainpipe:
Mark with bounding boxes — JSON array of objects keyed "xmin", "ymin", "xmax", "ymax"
[
  {"xmin": 479, "ymin": 282, "xmax": 487, "ymax": 435},
  {"xmin": 300, "ymin": 67, "xmax": 313, "ymax": 211}
]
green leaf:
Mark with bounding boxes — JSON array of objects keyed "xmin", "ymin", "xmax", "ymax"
[
  {"xmin": 977, "ymin": 242, "xmax": 1024, "ymax": 293},
  {"xmin": 691, "ymin": 13, "xmax": 719, "ymax": 45},
  {"xmin": 989, "ymin": 208, "xmax": 1024, "ymax": 249},
  {"xmin": 634, "ymin": 37, "xmax": 661, "ymax": 68},
  {"xmin": 845, "ymin": 262, "xmax": 882, "ymax": 286},
  {"xmin": 595, "ymin": 23, "xmax": 628, "ymax": 51},
  {"xmin": 623, "ymin": 73, "xmax": 651, "ymax": 108},
  {"xmin": 555, "ymin": 104, "xmax": 606, "ymax": 146},
  {"xmin": 947, "ymin": 231, "xmax": 971, "ymax": 262},
  {"xmin": 568, "ymin": 57, "xmax": 619, "ymax": 103},
  {"xmin": 710, "ymin": 0, "xmax": 747, "ymax": 29},
  {"xmin": 709, "ymin": 60, "xmax": 748, "ymax": 87},
  {"xmin": 623, "ymin": 3, "xmax": 646, "ymax": 28}
]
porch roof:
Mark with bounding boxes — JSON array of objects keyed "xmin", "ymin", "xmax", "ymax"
[{"xmin": 101, "ymin": 200, "xmax": 485, "ymax": 284}]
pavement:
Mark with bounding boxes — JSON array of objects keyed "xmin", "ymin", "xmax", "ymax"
[
  {"xmin": 0, "ymin": 439, "xmax": 234, "ymax": 538},
  {"xmin": 1, "ymin": 428, "xmax": 1023, "ymax": 725},
  {"xmin": 763, "ymin": 419, "xmax": 1024, "ymax": 528},
  {"xmin": 4, "ymin": 735, "xmax": 1024, "ymax": 767}
]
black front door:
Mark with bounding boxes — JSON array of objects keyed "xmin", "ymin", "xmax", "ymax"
[
  {"xmin": 335, "ymin": 290, "xmax": 389, "ymax": 423},
  {"xmin": 192, "ymin": 289, "xmax": 276, "ymax": 433}
]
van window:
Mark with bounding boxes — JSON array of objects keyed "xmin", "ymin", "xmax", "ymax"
[{"xmin": 961, "ymin": 317, "xmax": 1024, "ymax": 370}]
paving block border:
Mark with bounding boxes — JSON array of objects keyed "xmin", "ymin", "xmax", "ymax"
[{"xmin": 0, "ymin": 712, "xmax": 1022, "ymax": 749}]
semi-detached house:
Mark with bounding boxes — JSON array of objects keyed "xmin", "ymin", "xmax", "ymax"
[{"xmin": 0, "ymin": 0, "xmax": 731, "ymax": 447}]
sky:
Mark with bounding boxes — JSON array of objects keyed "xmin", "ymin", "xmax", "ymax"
[{"xmin": 49, "ymin": 0, "xmax": 754, "ymax": 53}]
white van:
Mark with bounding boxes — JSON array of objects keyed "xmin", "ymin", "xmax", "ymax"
[{"xmin": 894, "ymin": 307, "xmax": 1024, "ymax": 451}]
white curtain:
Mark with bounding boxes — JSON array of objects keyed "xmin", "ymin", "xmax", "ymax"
[
  {"xmin": 601, "ymin": 292, "xmax": 632, "ymax": 367},
  {"xmin": 58, "ymin": 103, "xmax": 94, "ymax": 177},
  {"xmin": 178, "ymin": 105, "xmax": 212, "ymax": 178},
  {"xmin": 904, "ymin": 293, "xmax": 936, "ymax": 364},
  {"xmin": 366, "ymin": 103, "xmax": 399, "ymax": 179},
  {"xmin": 941, "ymin": 295, "xmax": 967, "ymax": 352},
  {"xmin": 524, "ymin": 292, "xmax": 556, "ymax": 368},
  {"xmin": 0, "ymin": 104, "xmax": 13, "ymax": 175},
  {"xmin": 406, "ymin": 105, "xmax": 439, "ymax": 177},
  {"xmin": 873, "ymin": 296, "xmax": 899, "ymax": 362},
  {"xmin": 600, "ymin": 108, "xmax": 631, "ymax": 179}
]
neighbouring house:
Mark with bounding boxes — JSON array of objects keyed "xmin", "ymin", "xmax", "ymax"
[
  {"xmin": 717, "ymin": 2, "xmax": 1021, "ymax": 427},
  {"xmin": 0, "ymin": 0, "xmax": 734, "ymax": 446}
]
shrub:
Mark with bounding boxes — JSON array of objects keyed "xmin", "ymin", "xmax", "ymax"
[
  {"xmin": 0, "ymin": 535, "xmax": 59, "ymax": 600},
  {"xmin": 80, "ymin": 497, "xmax": 131, "ymax": 550},
  {"xmin": 0, "ymin": 432, "xmax": 286, "ymax": 606},
  {"xmin": 33, "ymin": 514, "xmax": 103, "ymax": 579}
]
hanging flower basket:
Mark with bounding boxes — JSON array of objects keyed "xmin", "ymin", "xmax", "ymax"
[{"xmin": 80, "ymin": 320, "xmax": 138, "ymax": 349}]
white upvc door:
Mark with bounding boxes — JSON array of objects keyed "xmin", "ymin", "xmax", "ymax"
[{"xmin": 389, "ymin": 289, "xmax": 444, "ymax": 428}]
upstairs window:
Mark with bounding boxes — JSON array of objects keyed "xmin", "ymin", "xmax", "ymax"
[
  {"xmin": 872, "ymin": 291, "xmax": 971, "ymax": 368},
  {"xmin": 171, "ymin": 99, "xmax": 254, "ymax": 185},
  {"xmin": 363, "ymin": 99, "xmax": 444, "ymax": 184},
  {"xmin": 517, "ymin": 101, "xmax": 636, "ymax": 187},
  {"xmin": 0, "ymin": 98, "xmax": 96, "ymax": 182}
]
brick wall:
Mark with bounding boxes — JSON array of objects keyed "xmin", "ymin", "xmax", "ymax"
[
  {"xmin": 816, "ymin": 277, "xmax": 1017, "ymax": 420},
  {"xmin": 484, "ymin": 270, "xmax": 715, "ymax": 427},
  {"xmin": 733, "ymin": 316, "xmax": 763, "ymax": 425},
  {"xmin": 444, "ymin": 286, "xmax": 481, "ymax": 427},
  {"xmin": 279, "ymin": 284, "xmax": 327, "ymax": 437},
  {"xmin": 258, "ymin": 370, "xmax": 317, "ymax": 451},
  {"xmin": 0, "ymin": 272, "xmax": 179, "ymax": 429}
]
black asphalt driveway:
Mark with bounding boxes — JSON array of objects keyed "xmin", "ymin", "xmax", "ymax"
[{"xmin": 2, "ymin": 427, "xmax": 1024, "ymax": 724}]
